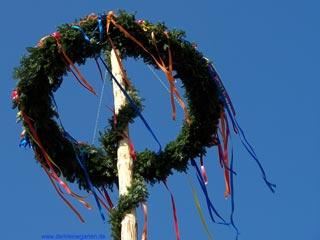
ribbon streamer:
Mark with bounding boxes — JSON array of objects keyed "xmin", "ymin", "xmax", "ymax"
[
  {"xmin": 43, "ymin": 167, "xmax": 85, "ymax": 223},
  {"xmin": 22, "ymin": 112, "xmax": 72, "ymax": 194},
  {"xmin": 106, "ymin": 12, "xmax": 190, "ymax": 123},
  {"xmin": 163, "ymin": 181, "xmax": 180, "ymax": 240},
  {"xmin": 19, "ymin": 130, "xmax": 31, "ymax": 148},
  {"xmin": 71, "ymin": 19, "xmax": 162, "ymax": 152},
  {"xmin": 96, "ymin": 188, "xmax": 111, "ymax": 212},
  {"xmin": 229, "ymin": 150, "xmax": 240, "ymax": 239},
  {"xmin": 119, "ymin": 132, "xmax": 136, "ymax": 161},
  {"xmin": 191, "ymin": 159, "xmax": 227, "ymax": 224},
  {"xmin": 219, "ymin": 110, "xmax": 231, "ymax": 198},
  {"xmin": 98, "ymin": 56, "xmax": 162, "ymax": 152},
  {"xmin": 98, "ymin": 15, "xmax": 105, "ymax": 42},
  {"xmin": 63, "ymin": 130, "xmax": 106, "ymax": 222},
  {"xmin": 51, "ymin": 31, "xmax": 96, "ymax": 95},
  {"xmin": 95, "ymin": 58, "xmax": 104, "ymax": 81},
  {"xmin": 208, "ymin": 62, "xmax": 276, "ymax": 193},
  {"xmin": 103, "ymin": 186, "xmax": 114, "ymax": 209},
  {"xmin": 106, "ymin": 105, "xmax": 118, "ymax": 127},
  {"xmin": 71, "ymin": 25, "xmax": 90, "ymax": 42},
  {"xmin": 22, "ymin": 112, "xmax": 92, "ymax": 221},
  {"xmin": 11, "ymin": 89, "xmax": 19, "ymax": 102},
  {"xmin": 200, "ymin": 154, "xmax": 209, "ymax": 185},
  {"xmin": 187, "ymin": 176, "xmax": 213, "ymax": 240}
]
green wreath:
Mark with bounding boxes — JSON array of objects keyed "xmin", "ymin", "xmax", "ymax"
[{"xmin": 12, "ymin": 10, "xmax": 274, "ymax": 240}]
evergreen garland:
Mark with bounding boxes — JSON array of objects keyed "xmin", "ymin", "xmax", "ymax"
[{"xmin": 13, "ymin": 10, "xmax": 222, "ymax": 240}]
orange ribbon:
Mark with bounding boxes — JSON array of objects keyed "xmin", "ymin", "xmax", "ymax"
[
  {"xmin": 51, "ymin": 32, "xmax": 97, "ymax": 95},
  {"xmin": 43, "ymin": 167, "xmax": 85, "ymax": 223},
  {"xmin": 22, "ymin": 112, "xmax": 92, "ymax": 211},
  {"xmin": 106, "ymin": 12, "xmax": 190, "ymax": 123}
]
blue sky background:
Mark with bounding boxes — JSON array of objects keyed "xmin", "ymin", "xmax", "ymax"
[{"xmin": 1, "ymin": 0, "xmax": 319, "ymax": 239}]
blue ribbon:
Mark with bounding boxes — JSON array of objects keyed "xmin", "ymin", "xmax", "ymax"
[
  {"xmin": 51, "ymin": 95, "xmax": 105, "ymax": 221},
  {"xmin": 63, "ymin": 131, "xmax": 106, "ymax": 222},
  {"xmin": 71, "ymin": 24, "xmax": 162, "ymax": 152},
  {"xmin": 19, "ymin": 136, "xmax": 31, "ymax": 148},
  {"xmin": 98, "ymin": 56, "xmax": 162, "ymax": 152},
  {"xmin": 94, "ymin": 58, "xmax": 104, "ymax": 81},
  {"xmin": 98, "ymin": 15, "xmax": 105, "ymax": 42},
  {"xmin": 208, "ymin": 63, "xmax": 276, "ymax": 193},
  {"xmin": 71, "ymin": 25, "xmax": 91, "ymax": 43},
  {"xmin": 191, "ymin": 159, "xmax": 227, "ymax": 225},
  {"xmin": 74, "ymin": 24, "xmax": 104, "ymax": 81},
  {"xmin": 229, "ymin": 149, "xmax": 240, "ymax": 239}
]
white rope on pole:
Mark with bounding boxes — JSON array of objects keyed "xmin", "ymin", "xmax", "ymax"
[
  {"xmin": 146, "ymin": 65, "xmax": 179, "ymax": 105},
  {"xmin": 91, "ymin": 70, "xmax": 108, "ymax": 144}
]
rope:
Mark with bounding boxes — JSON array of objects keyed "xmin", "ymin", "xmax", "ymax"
[
  {"xmin": 147, "ymin": 65, "xmax": 179, "ymax": 105},
  {"xmin": 91, "ymin": 70, "xmax": 108, "ymax": 144},
  {"xmin": 92, "ymin": 64, "xmax": 178, "ymax": 145}
]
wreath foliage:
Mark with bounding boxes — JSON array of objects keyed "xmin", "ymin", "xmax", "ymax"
[{"xmin": 13, "ymin": 10, "xmax": 222, "ymax": 239}]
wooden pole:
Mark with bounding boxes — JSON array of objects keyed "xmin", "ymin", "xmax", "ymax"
[{"xmin": 111, "ymin": 49, "xmax": 137, "ymax": 240}]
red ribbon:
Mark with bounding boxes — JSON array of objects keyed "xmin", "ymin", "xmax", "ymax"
[
  {"xmin": 96, "ymin": 192, "xmax": 110, "ymax": 212},
  {"xmin": 219, "ymin": 110, "xmax": 231, "ymax": 198},
  {"xmin": 103, "ymin": 187, "xmax": 114, "ymax": 209},
  {"xmin": 51, "ymin": 32, "xmax": 96, "ymax": 95},
  {"xmin": 22, "ymin": 112, "xmax": 71, "ymax": 192},
  {"xmin": 164, "ymin": 181, "xmax": 180, "ymax": 240},
  {"xmin": 11, "ymin": 89, "xmax": 19, "ymax": 101},
  {"xmin": 43, "ymin": 167, "xmax": 85, "ymax": 223},
  {"xmin": 22, "ymin": 112, "xmax": 92, "ymax": 214},
  {"xmin": 119, "ymin": 132, "xmax": 136, "ymax": 161}
]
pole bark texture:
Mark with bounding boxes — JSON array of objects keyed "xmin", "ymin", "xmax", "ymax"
[{"xmin": 111, "ymin": 49, "xmax": 137, "ymax": 240}]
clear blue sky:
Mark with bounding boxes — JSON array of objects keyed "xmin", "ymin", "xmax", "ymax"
[{"xmin": 1, "ymin": 0, "xmax": 319, "ymax": 239}]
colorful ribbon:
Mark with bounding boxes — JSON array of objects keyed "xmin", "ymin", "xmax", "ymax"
[
  {"xmin": 70, "ymin": 18, "xmax": 162, "ymax": 152},
  {"xmin": 163, "ymin": 181, "xmax": 180, "ymax": 240},
  {"xmin": 191, "ymin": 159, "xmax": 227, "ymax": 224},
  {"xmin": 208, "ymin": 62, "xmax": 276, "ymax": 193},
  {"xmin": 102, "ymin": 186, "xmax": 114, "ymax": 209},
  {"xmin": 96, "ymin": 188, "xmax": 111, "ymax": 212},
  {"xmin": 22, "ymin": 112, "xmax": 71, "ymax": 193},
  {"xmin": 119, "ymin": 132, "xmax": 136, "ymax": 161},
  {"xmin": 219, "ymin": 110, "xmax": 231, "ymax": 198},
  {"xmin": 187, "ymin": 176, "xmax": 213, "ymax": 240},
  {"xmin": 51, "ymin": 31, "xmax": 96, "ymax": 95},
  {"xmin": 43, "ymin": 166, "xmax": 85, "ymax": 223},
  {"xmin": 19, "ymin": 136, "xmax": 31, "ymax": 148},
  {"xmin": 22, "ymin": 112, "xmax": 92, "ymax": 221},
  {"xmin": 98, "ymin": 15, "xmax": 104, "ymax": 42},
  {"xmin": 106, "ymin": 12, "xmax": 190, "ymax": 123},
  {"xmin": 11, "ymin": 89, "xmax": 19, "ymax": 102},
  {"xmin": 229, "ymin": 150, "xmax": 240, "ymax": 239},
  {"xmin": 200, "ymin": 154, "xmax": 209, "ymax": 185},
  {"xmin": 98, "ymin": 56, "xmax": 162, "ymax": 152},
  {"xmin": 71, "ymin": 25, "xmax": 90, "ymax": 42},
  {"xmin": 63, "ymin": 130, "xmax": 106, "ymax": 222}
]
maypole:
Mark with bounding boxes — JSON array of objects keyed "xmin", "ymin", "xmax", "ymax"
[
  {"xmin": 111, "ymin": 49, "xmax": 137, "ymax": 240},
  {"xmin": 13, "ymin": 10, "xmax": 275, "ymax": 240}
]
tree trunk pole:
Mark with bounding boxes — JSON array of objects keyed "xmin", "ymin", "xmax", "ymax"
[{"xmin": 111, "ymin": 49, "xmax": 137, "ymax": 240}]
